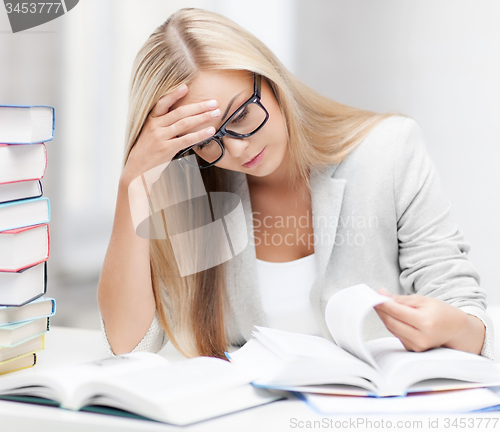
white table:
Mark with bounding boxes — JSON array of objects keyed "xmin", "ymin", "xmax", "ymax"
[{"xmin": 1, "ymin": 325, "xmax": 500, "ymax": 432}]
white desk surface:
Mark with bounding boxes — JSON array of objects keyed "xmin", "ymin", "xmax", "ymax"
[{"xmin": 1, "ymin": 325, "xmax": 500, "ymax": 432}]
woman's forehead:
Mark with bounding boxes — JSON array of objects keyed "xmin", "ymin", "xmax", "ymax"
[{"xmin": 171, "ymin": 70, "xmax": 253, "ymax": 108}]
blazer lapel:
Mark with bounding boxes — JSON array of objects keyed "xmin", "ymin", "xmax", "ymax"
[
  {"xmin": 310, "ymin": 164, "xmax": 346, "ymax": 276},
  {"xmin": 308, "ymin": 164, "xmax": 346, "ymax": 333}
]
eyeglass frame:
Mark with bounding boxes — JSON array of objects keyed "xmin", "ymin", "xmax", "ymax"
[{"xmin": 173, "ymin": 73, "xmax": 270, "ymax": 169}]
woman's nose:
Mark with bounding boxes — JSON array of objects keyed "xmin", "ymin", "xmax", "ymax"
[{"xmin": 222, "ymin": 136, "xmax": 249, "ymax": 159}]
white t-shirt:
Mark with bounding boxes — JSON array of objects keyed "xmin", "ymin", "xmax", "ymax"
[{"xmin": 255, "ymin": 253, "xmax": 322, "ymax": 336}]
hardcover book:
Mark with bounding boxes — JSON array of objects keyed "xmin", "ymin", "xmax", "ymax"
[
  {"xmin": 0, "ymin": 297, "xmax": 55, "ymax": 326},
  {"xmin": 0, "ymin": 352, "xmax": 37, "ymax": 375},
  {"xmin": 0, "ymin": 224, "xmax": 50, "ymax": 272},
  {"xmin": 0, "ymin": 262, "xmax": 47, "ymax": 307},
  {"xmin": 0, "ymin": 316, "xmax": 49, "ymax": 348},
  {"xmin": 0, "ymin": 143, "xmax": 47, "ymax": 184},
  {"xmin": 0, "ymin": 197, "xmax": 50, "ymax": 232},
  {"xmin": 0, "ymin": 334, "xmax": 44, "ymax": 363},
  {"xmin": 0, "ymin": 180, "xmax": 42, "ymax": 204},
  {"xmin": 0, "ymin": 105, "xmax": 54, "ymax": 144}
]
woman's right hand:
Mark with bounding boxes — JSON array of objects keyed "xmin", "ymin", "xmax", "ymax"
[{"xmin": 121, "ymin": 84, "xmax": 221, "ymax": 187}]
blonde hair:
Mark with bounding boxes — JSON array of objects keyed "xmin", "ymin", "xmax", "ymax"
[{"xmin": 124, "ymin": 8, "xmax": 395, "ymax": 358}]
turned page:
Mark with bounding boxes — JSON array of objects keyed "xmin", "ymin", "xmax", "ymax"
[{"xmin": 324, "ymin": 284, "xmax": 393, "ymax": 370}]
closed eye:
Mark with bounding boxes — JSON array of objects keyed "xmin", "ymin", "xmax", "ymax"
[{"xmin": 230, "ymin": 106, "xmax": 249, "ymax": 124}]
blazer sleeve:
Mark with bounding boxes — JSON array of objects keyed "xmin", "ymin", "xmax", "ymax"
[
  {"xmin": 393, "ymin": 117, "xmax": 494, "ymax": 359},
  {"xmin": 99, "ymin": 310, "xmax": 168, "ymax": 356}
]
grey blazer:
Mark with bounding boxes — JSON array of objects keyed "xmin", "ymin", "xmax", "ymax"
[{"xmin": 100, "ymin": 115, "xmax": 494, "ymax": 359}]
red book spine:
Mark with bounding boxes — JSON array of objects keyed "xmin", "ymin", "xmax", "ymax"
[{"xmin": 0, "ymin": 143, "xmax": 47, "ymax": 185}]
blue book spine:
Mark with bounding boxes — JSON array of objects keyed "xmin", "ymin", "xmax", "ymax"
[{"xmin": 0, "ymin": 298, "xmax": 56, "ymax": 327}]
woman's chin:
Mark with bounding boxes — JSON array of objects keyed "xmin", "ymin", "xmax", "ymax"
[
  {"xmin": 218, "ymin": 162, "xmax": 273, "ymax": 176},
  {"xmin": 244, "ymin": 162, "xmax": 278, "ymax": 177},
  {"xmin": 216, "ymin": 153, "xmax": 284, "ymax": 178}
]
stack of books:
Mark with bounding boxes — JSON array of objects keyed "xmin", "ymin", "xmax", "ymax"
[{"xmin": 0, "ymin": 105, "xmax": 56, "ymax": 375}]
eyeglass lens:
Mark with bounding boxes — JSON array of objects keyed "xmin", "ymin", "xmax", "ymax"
[{"xmin": 184, "ymin": 101, "xmax": 267, "ymax": 167}]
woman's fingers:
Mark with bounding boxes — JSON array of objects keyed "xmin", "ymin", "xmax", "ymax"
[
  {"xmin": 149, "ymin": 84, "xmax": 189, "ymax": 118},
  {"xmin": 147, "ymin": 88, "xmax": 221, "ymax": 145},
  {"xmin": 376, "ymin": 308, "xmax": 420, "ymax": 342},
  {"xmin": 158, "ymin": 99, "xmax": 219, "ymax": 128},
  {"xmin": 163, "ymin": 109, "xmax": 220, "ymax": 142},
  {"xmin": 143, "ymin": 86, "xmax": 222, "ymax": 157},
  {"xmin": 374, "ymin": 300, "xmax": 421, "ymax": 328},
  {"xmin": 391, "ymin": 333, "xmax": 416, "ymax": 352},
  {"xmin": 124, "ymin": 84, "xmax": 221, "ymax": 184},
  {"xmin": 377, "ymin": 287, "xmax": 393, "ymax": 297},
  {"xmin": 390, "ymin": 294, "xmax": 427, "ymax": 307},
  {"xmin": 375, "ymin": 290, "xmax": 464, "ymax": 352},
  {"xmin": 378, "ymin": 288, "xmax": 427, "ymax": 307}
]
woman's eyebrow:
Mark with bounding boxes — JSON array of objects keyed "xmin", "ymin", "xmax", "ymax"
[{"xmin": 220, "ymin": 91, "xmax": 244, "ymax": 123}]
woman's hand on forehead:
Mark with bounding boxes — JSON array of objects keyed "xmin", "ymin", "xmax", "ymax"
[{"xmin": 121, "ymin": 84, "xmax": 220, "ymax": 186}]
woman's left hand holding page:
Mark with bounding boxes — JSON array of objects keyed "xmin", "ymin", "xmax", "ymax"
[{"xmin": 374, "ymin": 290, "xmax": 486, "ymax": 355}]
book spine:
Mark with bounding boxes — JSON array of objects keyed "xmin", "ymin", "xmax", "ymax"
[
  {"xmin": 0, "ymin": 262, "xmax": 47, "ymax": 307},
  {"xmin": 0, "ymin": 180, "xmax": 43, "ymax": 205},
  {"xmin": 0, "ymin": 299, "xmax": 57, "ymax": 326},
  {"xmin": 0, "ymin": 143, "xmax": 47, "ymax": 184},
  {"xmin": 0, "ymin": 105, "xmax": 55, "ymax": 144},
  {"xmin": 0, "ymin": 197, "xmax": 51, "ymax": 231}
]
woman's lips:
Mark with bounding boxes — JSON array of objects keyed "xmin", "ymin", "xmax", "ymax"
[{"xmin": 242, "ymin": 147, "xmax": 266, "ymax": 168}]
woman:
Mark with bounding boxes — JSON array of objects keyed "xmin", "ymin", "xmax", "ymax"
[{"xmin": 97, "ymin": 8, "xmax": 492, "ymax": 360}]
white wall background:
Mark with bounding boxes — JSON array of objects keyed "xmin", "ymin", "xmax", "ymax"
[
  {"xmin": 0, "ymin": 0, "xmax": 499, "ymax": 328},
  {"xmin": 294, "ymin": 0, "xmax": 500, "ymax": 304}
]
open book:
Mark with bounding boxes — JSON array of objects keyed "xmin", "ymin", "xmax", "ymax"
[
  {"xmin": 227, "ymin": 284, "xmax": 500, "ymax": 397},
  {"xmin": 0, "ymin": 352, "xmax": 283, "ymax": 425}
]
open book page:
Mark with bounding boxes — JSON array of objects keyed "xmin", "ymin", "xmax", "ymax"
[
  {"xmin": 0, "ymin": 352, "xmax": 168, "ymax": 404},
  {"xmin": 71, "ymin": 355, "xmax": 279, "ymax": 424},
  {"xmin": 325, "ymin": 284, "xmax": 393, "ymax": 370},
  {"xmin": 367, "ymin": 337, "xmax": 500, "ymax": 396},
  {"xmin": 88, "ymin": 384, "xmax": 280, "ymax": 426},
  {"xmin": 72, "ymin": 356, "xmax": 253, "ymax": 408},
  {"xmin": 303, "ymin": 388, "xmax": 500, "ymax": 414},
  {"xmin": 228, "ymin": 328, "xmax": 381, "ymax": 392}
]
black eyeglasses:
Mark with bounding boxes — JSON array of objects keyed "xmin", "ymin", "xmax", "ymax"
[{"xmin": 173, "ymin": 74, "xmax": 269, "ymax": 169}]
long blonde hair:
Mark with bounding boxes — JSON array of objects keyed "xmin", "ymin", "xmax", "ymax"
[{"xmin": 124, "ymin": 8, "xmax": 395, "ymax": 358}]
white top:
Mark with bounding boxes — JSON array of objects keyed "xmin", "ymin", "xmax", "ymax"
[{"xmin": 255, "ymin": 253, "xmax": 322, "ymax": 336}]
